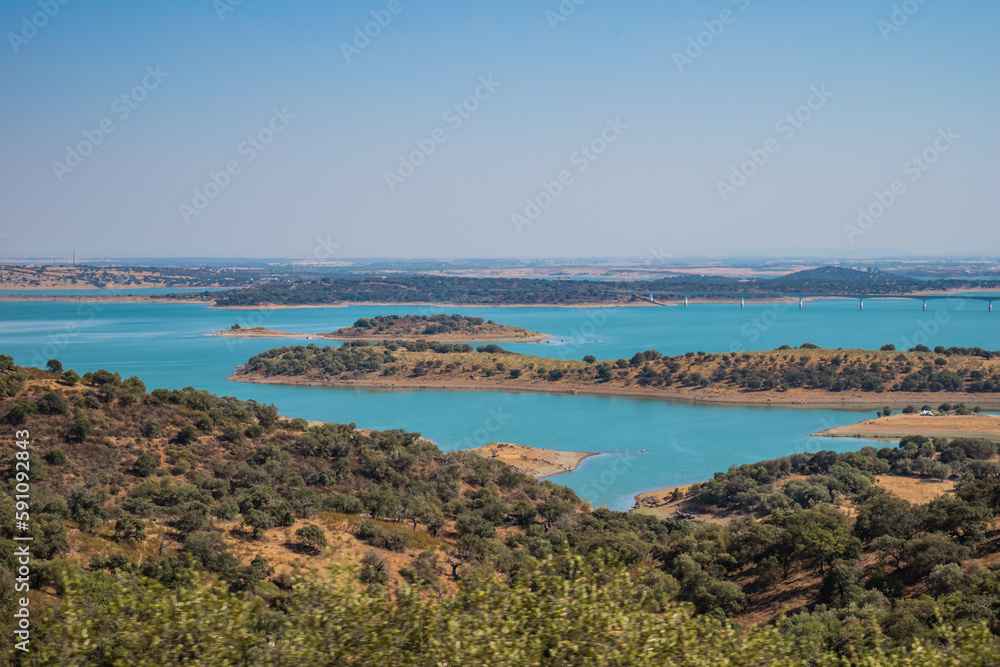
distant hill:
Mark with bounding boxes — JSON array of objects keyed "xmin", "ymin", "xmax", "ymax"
[
  {"xmin": 765, "ymin": 266, "xmax": 923, "ymax": 294},
  {"xmin": 183, "ymin": 267, "xmax": 997, "ymax": 307}
]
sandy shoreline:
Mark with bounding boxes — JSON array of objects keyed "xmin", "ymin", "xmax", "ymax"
[
  {"xmin": 227, "ymin": 373, "xmax": 1000, "ymax": 410},
  {"xmin": 208, "ymin": 328, "xmax": 553, "ymax": 343},
  {"xmin": 467, "ymin": 442, "xmax": 597, "ymax": 478},
  {"xmin": 813, "ymin": 413, "xmax": 1000, "ymax": 440}
]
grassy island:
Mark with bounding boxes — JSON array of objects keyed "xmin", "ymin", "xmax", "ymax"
[
  {"xmin": 231, "ymin": 342, "xmax": 1000, "ymax": 409},
  {"xmin": 211, "ymin": 314, "xmax": 550, "ymax": 343}
]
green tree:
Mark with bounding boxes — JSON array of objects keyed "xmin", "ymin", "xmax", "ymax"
[
  {"xmin": 295, "ymin": 524, "xmax": 328, "ymax": 553},
  {"xmin": 37, "ymin": 390, "xmax": 69, "ymax": 415},
  {"xmin": 359, "ymin": 549, "xmax": 390, "ymax": 585},
  {"xmin": 174, "ymin": 425, "xmax": 198, "ymax": 446},
  {"xmin": 132, "ymin": 453, "xmax": 159, "ymax": 477},
  {"xmin": 226, "ymin": 554, "xmax": 274, "ymax": 593},
  {"xmin": 140, "ymin": 419, "xmax": 161, "ymax": 437},
  {"xmin": 820, "ymin": 558, "xmax": 862, "ymax": 601},
  {"xmin": 114, "ymin": 516, "xmax": 147, "ymax": 544},
  {"xmin": 67, "ymin": 417, "xmax": 93, "ymax": 442},
  {"xmin": 902, "ymin": 532, "xmax": 970, "ymax": 577},
  {"xmin": 853, "ymin": 486, "xmax": 913, "ymax": 543},
  {"xmin": 927, "ymin": 562, "xmax": 967, "ymax": 596},
  {"xmin": 46, "ymin": 358, "xmax": 63, "ymax": 373}
]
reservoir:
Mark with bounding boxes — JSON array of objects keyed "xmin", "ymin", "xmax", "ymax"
[{"xmin": 1, "ymin": 297, "xmax": 996, "ymax": 510}]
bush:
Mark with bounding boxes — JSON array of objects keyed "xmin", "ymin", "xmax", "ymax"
[
  {"xmin": 401, "ymin": 551, "xmax": 439, "ymax": 584},
  {"xmin": 37, "ymin": 390, "xmax": 69, "ymax": 415},
  {"xmin": 67, "ymin": 417, "xmax": 93, "ymax": 442},
  {"xmin": 60, "ymin": 369, "xmax": 81, "ymax": 386},
  {"xmin": 5, "ymin": 401, "xmax": 37, "ymax": 425},
  {"xmin": 927, "ymin": 562, "xmax": 966, "ymax": 596},
  {"xmin": 132, "ymin": 453, "xmax": 159, "ymax": 477},
  {"xmin": 140, "ymin": 420, "xmax": 161, "ymax": 438},
  {"xmin": 359, "ymin": 549, "xmax": 390, "ymax": 585},
  {"xmin": 174, "ymin": 425, "xmax": 198, "ymax": 446},
  {"xmin": 43, "ymin": 449, "xmax": 67, "ymax": 465},
  {"xmin": 114, "ymin": 516, "xmax": 147, "ymax": 544}
]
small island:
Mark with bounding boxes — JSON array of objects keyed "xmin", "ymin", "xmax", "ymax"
[
  {"xmin": 467, "ymin": 442, "xmax": 597, "ymax": 478},
  {"xmin": 210, "ymin": 314, "xmax": 551, "ymax": 343}
]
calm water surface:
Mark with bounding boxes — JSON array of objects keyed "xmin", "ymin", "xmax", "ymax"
[{"xmin": 0, "ymin": 298, "xmax": 996, "ymax": 510}]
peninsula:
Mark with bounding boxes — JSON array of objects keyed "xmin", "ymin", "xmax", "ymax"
[
  {"xmin": 467, "ymin": 442, "xmax": 597, "ymax": 478},
  {"xmin": 229, "ymin": 342, "xmax": 1000, "ymax": 409}
]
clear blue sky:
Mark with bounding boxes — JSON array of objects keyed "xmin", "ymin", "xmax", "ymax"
[{"xmin": 1, "ymin": 0, "xmax": 997, "ymax": 259}]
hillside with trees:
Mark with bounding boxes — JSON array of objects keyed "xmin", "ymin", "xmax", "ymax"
[
  {"xmin": 324, "ymin": 314, "xmax": 546, "ymax": 341},
  {"xmin": 194, "ymin": 267, "xmax": 1000, "ymax": 307},
  {"xmin": 2, "ymin": 357, "xmax": 1000, "ymax": 662}
]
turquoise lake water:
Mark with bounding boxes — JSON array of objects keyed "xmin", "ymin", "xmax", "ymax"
[{"xmin": 0, "ymin": 298, "xmax": 996, "ymax": 510}]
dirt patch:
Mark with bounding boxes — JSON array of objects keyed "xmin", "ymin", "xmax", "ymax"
[
  {"xmin": 873, "ymin": 474, "xmax": 955, "ymax": 505},
  {"xmin": 467, "ymin": 442, "xmax": 596, "ymax": 478}
]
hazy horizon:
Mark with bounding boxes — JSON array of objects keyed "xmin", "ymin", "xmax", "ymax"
[{"xmin": 2, "ymin": 0, "xmax": 997, "ymax": 260}]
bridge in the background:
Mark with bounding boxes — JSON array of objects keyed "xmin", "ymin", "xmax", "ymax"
[{"xmin": 623, "ymin": 291, "xmax": 997, "ymax": 311}]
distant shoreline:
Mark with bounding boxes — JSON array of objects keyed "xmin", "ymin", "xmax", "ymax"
[{"xmin": 1, "ymin": 288, "xmax": 994, "ymax": 308}]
